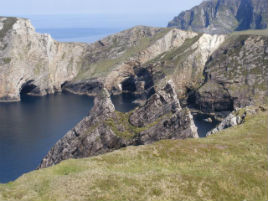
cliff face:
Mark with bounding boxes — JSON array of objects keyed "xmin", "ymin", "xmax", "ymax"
[
  {"xmin": 140, "ymin": 33, "xmax": 226, "ymax": 100},
  {"xmin": 1, "ymin": 16, "xmax": 266, "ymax": 115},
  {"xmin": 0, "ymin": 17, "xmax": 87, "ymax": 101},
  {"xmin": 39, "ymin": 81, "xmax": 198, "ymax": 168},
  {"xmin": 0, "ymin": 17, "xmax": 226, "ymax": 102},
  {"xmin": 194, "ymin": 34, "xmax": 268, "ymax": 112},
  {"xmin": 65, "ymin": 29, "xmax": 226, "ymax": 102},
  {"xmin": 168, "ymin": 0, "xmax": 268, "ymax": 34},
  {"xmin": 0, "ymin": 17, "xmax": 166, "ymax": 101}
]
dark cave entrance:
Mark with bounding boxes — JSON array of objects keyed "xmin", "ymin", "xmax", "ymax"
[{"xmin": 20, "ymin": 80, "xmax": 37, "ymax": 97}]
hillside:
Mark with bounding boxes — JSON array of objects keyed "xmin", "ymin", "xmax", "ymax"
[
  {"xmin": 1, "ymin": 16, "xmax": 267, "ymax": 110},
  {"xmin": 168, "ymin": 0, "xmax": 268, "ymax": 34},
  {"xmin": 0, "ymin": 16, "xmax": 224, "ymax": 102},
  {"xmin": 0, "ymin": 109, "xmax": 267, "ymax": 201}
]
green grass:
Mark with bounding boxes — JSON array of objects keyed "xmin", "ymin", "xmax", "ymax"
[
  {"xmin": 75, "ymin": 28, "xmax": 171, "ymax": 81},
  {"xmin": 0, "ymin": 111, "xmax": 267, "ymax": 201},
  {"xmin": 0, "ymin": 17, "xmax": 17, "ymax": 40},
  {"xmin": 231, "ymin": 29, "xmax": 268, "ymax": 37},
  {"xmin": 2, "ymin": 57, "xmax": 11, "ymax": 64},
  {"xmin": 104, "ymin": 111, "xmax": 172, "ymax": 140}
]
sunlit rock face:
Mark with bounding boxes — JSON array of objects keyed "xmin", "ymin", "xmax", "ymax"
[
  {"xmin": 39, "ymin": 81, "xmax": 198, "ymax": 168},
  {"xmin": 0, "ymin": 17, "xmax": 87, "ymax": 101},
  {"xmin": 0, "ymin": 17, "xmax": 226, "ymax": 102},
  {"xmin": 168, "ymin": 0, "xmax": 268, "ymax": 34},
  {"xmin": 195, "ymin": 35, "xmax": 268, "ymax": 113}
]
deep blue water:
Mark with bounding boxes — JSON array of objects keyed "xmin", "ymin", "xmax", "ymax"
[
  {"xmin": 0, "ymin": 93, "xmax": 94, "ymax": 183},
  {"xmin": 0, "ymin": 92, "xmax": 139, "ymax": 183},
  {"xmin": 37, "ymin": 27, "xmax": 123, "ymax": 43},
  {"xmin": 111, "ymin": 93, "xmax": 139, "ymax": 113},
  {"xmin": 0, "ymin": 92, "xmax": 215, "ymax": 183}
]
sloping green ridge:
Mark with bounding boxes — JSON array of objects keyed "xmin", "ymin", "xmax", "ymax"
[
  {"xmin": 75, "ymin": 28, "xmax": 171, "ymax": 81},
  {"xmin": 231, "ymin": 29, "xmax": 268, "ymax": 37},
  {"xmin": 0, "ymin": 111, "xmax": 267, "ymax": 201}
]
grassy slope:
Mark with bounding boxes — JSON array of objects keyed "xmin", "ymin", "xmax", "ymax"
[
  {"xmin": 75, "ymin": 28, "xmax": 171, "ymax": 81},
  {"xmin": 0, "ymin": 111, "xmax": 267, "ymax": 201},
  {"xmin": 231, "ymin": 29, "xmax": 268, "ymax": 36}
]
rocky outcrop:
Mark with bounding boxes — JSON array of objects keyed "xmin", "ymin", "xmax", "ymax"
[
  {"xmin": 39, "ymin": 81, "xmax": 198, "ymax": 168},
  {"xmin": 168, "ymin": 0, "xmax": 268, "ymax": 34},
  {"xmin": 0, "ymin": 17, "xmax": 167, "ymax": 101},
  {"xmin": 0, "ymin": 17, "xmax": 88, "ymax": 101},
  {"xmin": 0, "ymin": 16, "xmax": 227, "ymax": 101},
  {"xmin": 206, "ymin": 112, "xmax": 244, "ymax": 136},
  {"xmin": 206, "ymin": 105, "xmax": 265, "ymax": 136},
  {"xmin": 61, "ymin": 78, "xmax": 104, "ymax": 96},
  {"xmin": 194, "ymin": 35, "xmax": 268, "ymax": 113},
  {"xmin": 141, "ymin": 33, "xmax": 226, "ymax": 99}
]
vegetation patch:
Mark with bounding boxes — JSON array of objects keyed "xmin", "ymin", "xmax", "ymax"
[
  {"xmin": 75, "ymin": 29, "xmax": 171, "ymax": 81},
  {"xmin": 0, "ymin": 17, "xmax": 17, "ymax": 40},
  {"xmin": 0, "ymin": 110, "xmax": 267, "ymax": 201},
  {"xmin": 104, "ymin": 110, "xmax": 170, "ymax": 140},
  {"xmin": 2, "ymin": 57, "xmax": 12, "ymax": 64},
  {"xmin": 231, "ymin": 29, "xmax": 268, "ymax": 37},
  {"xmin": 53, "ymin": 160, "xmax": 87, "ymax": 176}
]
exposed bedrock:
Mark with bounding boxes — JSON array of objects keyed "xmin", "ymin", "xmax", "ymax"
[
  {"xmin": 39, "ymin": 80, "xmax": 198, "ymax": 168},
  {"xmin": 61, "ymin": 78, "xmax": 104, "ymax": 96},
  {"xmin": 0, "ymin": 17, "xmax": 87, "ymax": 101},
  {"xmin": 206, "ymin": 105, "xmax": 267, "ymax": 136},
  {"xmin": 0, "ymin": 16, "xmax": 226, "ymax": 102},
  {"xmin": 168, "ymin": 0, "xmax": 268, "ymax": 34},
  {"xmin": 193, "ymin": 35, "xmax": 268, "ymax": 113}
]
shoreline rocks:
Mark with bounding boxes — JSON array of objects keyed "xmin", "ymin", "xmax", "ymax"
[{"xmin": 206, "ymin": 105, "xmax": 266, "ymax": 136}]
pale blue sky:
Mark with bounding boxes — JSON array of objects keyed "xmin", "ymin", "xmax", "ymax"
[{"xmin": 1, "ymin": 0, "xmax": 203, "ymax": 28}]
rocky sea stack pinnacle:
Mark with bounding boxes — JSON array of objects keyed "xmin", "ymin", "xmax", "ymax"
[{"xmin": 39, "ymin": 80, "xmax": 198, "ymax": 168}]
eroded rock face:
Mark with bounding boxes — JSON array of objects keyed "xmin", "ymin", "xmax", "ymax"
[
  {"xmin": 129, "ymin": 81, "xmax": 181, "ymax": 127},
  {"xmin": 0, "ymin": 17, "xmax": 87, "ymax": 101},
  {"xmin": 0, "ymin": 17, "xmax": 226, "ymax": 102},
  {"xmin": 0, "ymin": 17, "xmax": 167, "ymax": 101},
  {"xmin": 168, "ymin": 0, "xmax": 268, "ymax": 34},
  {"xmin": 139, "ymin": 33, "xmax": 226, "ymax": 100},
  {"xmin": 39, "ymin": 81, "xmax": 198, "ymax": 168},
  {"xmin": 206, "ymin": 105, "xmax": 265, "ymax": 136},
  {"xmin": 195, "ymin": 35, "xmax": 268, "ymax": 113}
]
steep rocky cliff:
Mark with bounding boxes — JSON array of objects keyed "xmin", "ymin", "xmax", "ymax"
[
  {"xmin": 140, "ymin": 33, "xmax": 226, "ymax": 100},
  {"xmin": 194, "ymin": 34, "xmax": 268, "ymax": 113},
  {"xmin": 0, "ymin": 17, "xmax": 166, "ymax": 101},
  {"xmin": 67, "ymin": 30, "xmax": 225, "ymax": 101},
  {"xmin": 168, "ymin": 0, "xmax": 268, "ymax": 34},
  {"xmin": 39, "ymin": 81, "xmax": 198, "ymax": 168},
  {"xmin": 0, "ymin": 17, "xmax": 87, "ymax": 101},
  {"xmin": 0, "ymin": 16, "xmax": 226, "ymax": 102}
]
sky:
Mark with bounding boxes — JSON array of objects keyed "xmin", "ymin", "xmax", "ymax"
[{"xmin": 0, "ymin": 0, "xmax": 203, "ymax": 28}]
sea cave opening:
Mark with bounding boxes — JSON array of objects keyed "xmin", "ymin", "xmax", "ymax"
[{"xmin": 20, "ymin": 80, "xmax": 37, "ymax": 98}]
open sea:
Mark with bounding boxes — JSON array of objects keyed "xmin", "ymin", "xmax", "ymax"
[{"xmin": 36, "ymin": 27, "xmax": 124, "ymax": 43}]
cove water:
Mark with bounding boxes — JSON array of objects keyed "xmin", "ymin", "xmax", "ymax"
[
  {"xmin": 0, "ymin": 92, "xmax": 216, "ymax": 183},
  {"xmin": 0, "ymin": 93, "xmax": 94, "ymax": 183},
  {"xmin": 0, "ymin": 92, "xmax": 139, "ymax": 183}
]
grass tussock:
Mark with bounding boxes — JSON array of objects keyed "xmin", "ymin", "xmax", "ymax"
[{"xmin": 0, "ymin": 111, "xmax": 267, "ymax": 201}]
